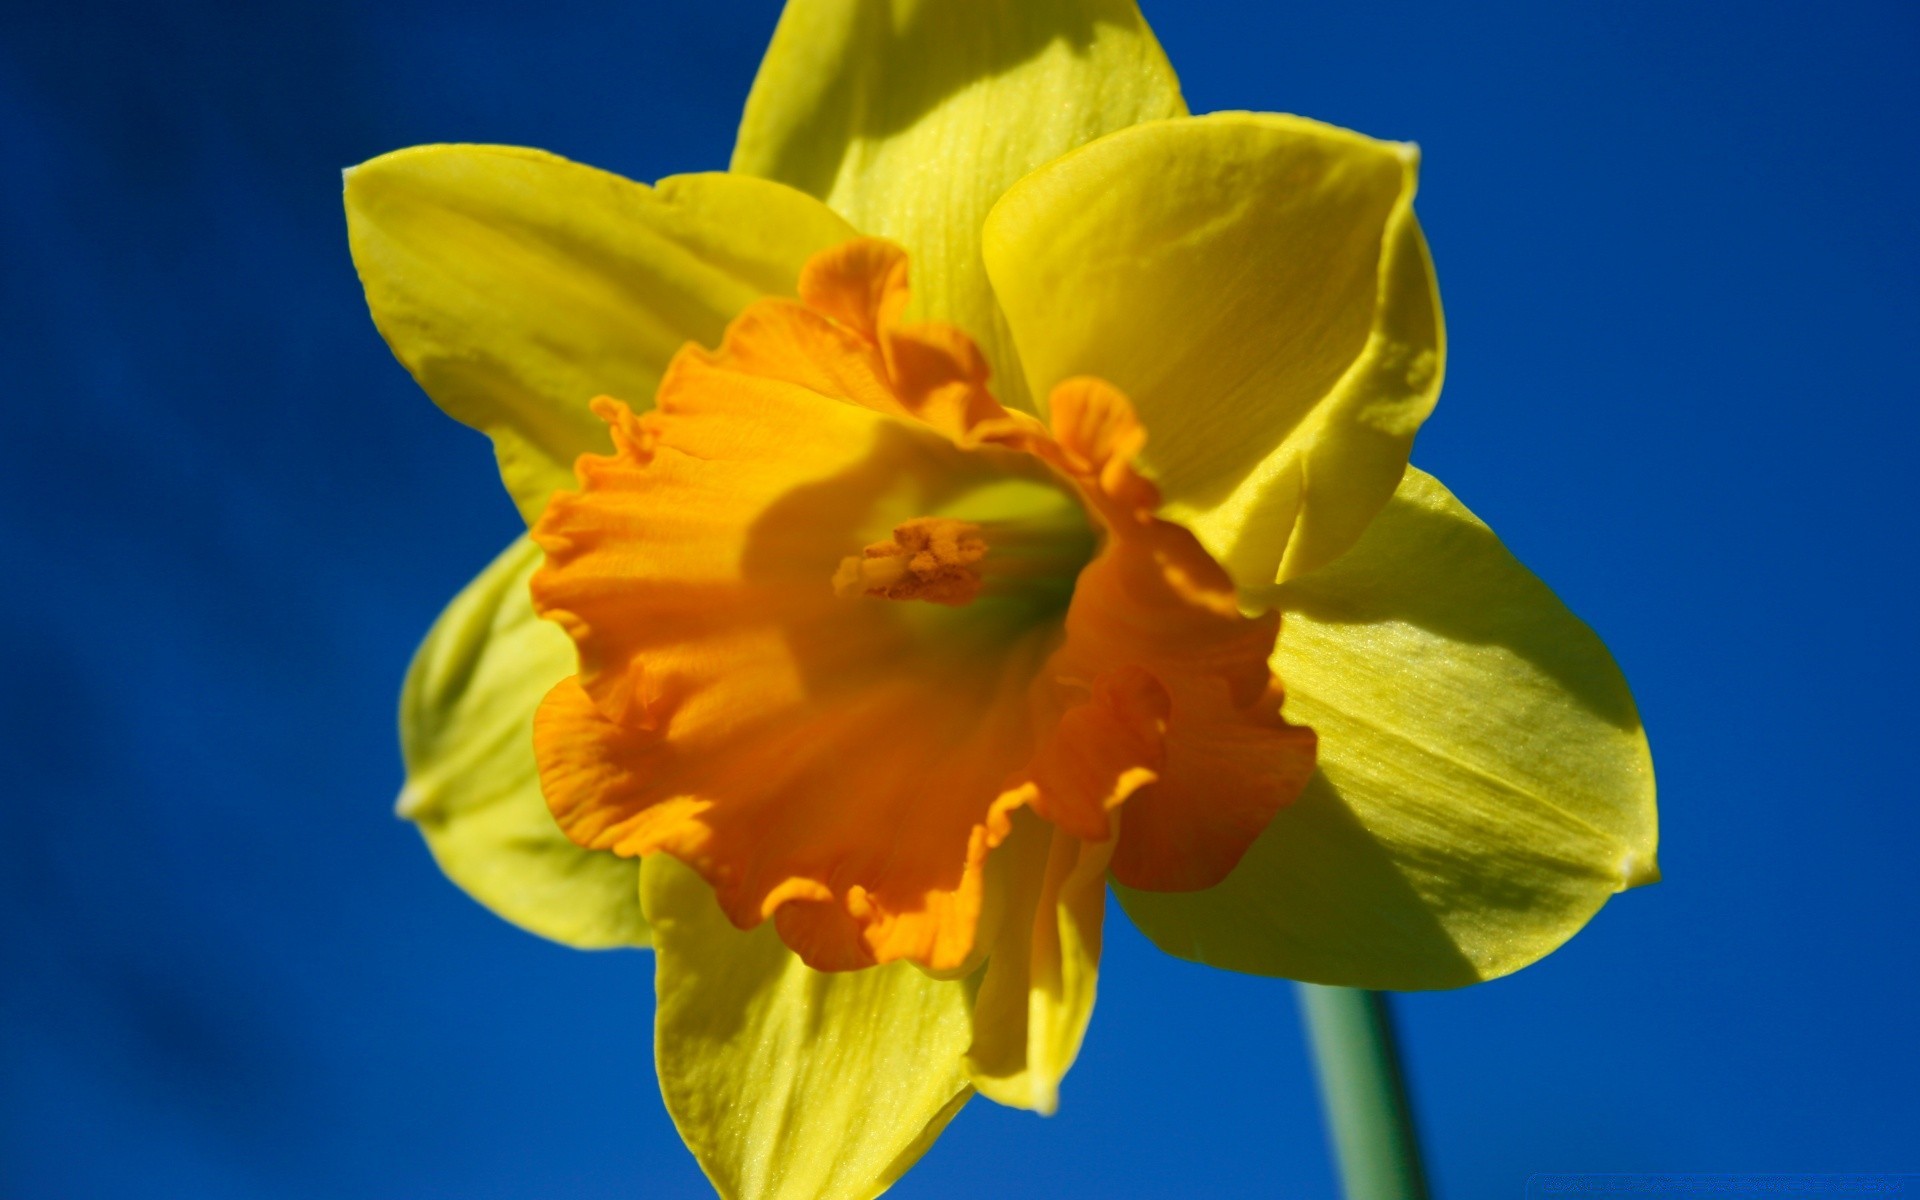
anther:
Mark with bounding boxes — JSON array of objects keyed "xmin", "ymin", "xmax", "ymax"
[{"xmin": 833, "ymin": 517, "xmax": 987, "ymax": 606}]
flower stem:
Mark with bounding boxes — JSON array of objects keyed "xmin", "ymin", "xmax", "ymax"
[{"xmin": 1296, "ymin": 985, "xmax": 1431, "ymax": 1200}]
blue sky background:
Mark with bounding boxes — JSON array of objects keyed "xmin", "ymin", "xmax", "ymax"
[{"xmin": 3, "ymin": 1, "xmax": 1916, "ymax": 1196}]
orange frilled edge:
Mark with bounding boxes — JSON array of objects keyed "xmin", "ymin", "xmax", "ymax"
[{"xmin": 528, "ymin": 237, "xmax": 1316, "ymax": 973}]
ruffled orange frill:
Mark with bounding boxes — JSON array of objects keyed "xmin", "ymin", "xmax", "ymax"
[{"xmin": 529, "ymin": 237, "xmax": 1315, "ymax": 972}]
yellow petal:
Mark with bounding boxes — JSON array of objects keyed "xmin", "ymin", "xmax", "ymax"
[
  {"xmin": 345, "ymin": 146, "xmax": 856, "ymax": 522},
  {"xmin": 963, "ymin": 812, "xmax": 1111, "ymax": 1114},
  {"xmin": 396, "ymin": 536, "xmax": 648, "ymax": 949},
  {"xmin": 983, "ymin": 112, "xmax": 1443, "ymax": 583},
  {"xmin": 1115, "ymin": 469, "xmax": 1656, "ymax": 988},
  {"xmin": 644, "ymin": 855, "xmax": 973, "ymax": 1200},
  {"xmin": 731, "ymin": 0, "xmax": 1187, "ymax": 411}
]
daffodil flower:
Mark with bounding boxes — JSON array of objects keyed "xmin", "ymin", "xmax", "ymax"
[{"xmin": 347, "ymin": 2, "xmax": 1657, "ymax": 1196}]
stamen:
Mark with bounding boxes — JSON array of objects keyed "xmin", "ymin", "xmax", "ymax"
[{"xmin": 834, "ymin": 517, "xmax": 988, "ymax": 606}]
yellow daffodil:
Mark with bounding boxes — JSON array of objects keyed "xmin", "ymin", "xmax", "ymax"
[{"xmin": 347, "ymin": 2, "xmax": 1657, "ymax": 1196}]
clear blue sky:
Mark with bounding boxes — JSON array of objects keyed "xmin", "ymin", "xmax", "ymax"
[{"xmin": 2, "ymin": 1, "xmax": 1916, "ymax": 1196}]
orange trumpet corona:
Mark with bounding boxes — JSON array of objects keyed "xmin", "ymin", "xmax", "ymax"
[{"xmin": 528, "ymin": 237, "xmax": 1315, "ymax": 972}]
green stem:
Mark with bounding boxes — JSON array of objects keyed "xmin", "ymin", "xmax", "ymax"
[{"xmin": 1296, "ymin": 985, "xmax": 1431, "ymax": 1200}]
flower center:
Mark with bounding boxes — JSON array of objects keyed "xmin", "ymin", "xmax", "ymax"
[
  {"xmin": 834, "ymin": 517, "xmax": 988, "ymax": 605},
  {"xmin": 833, "ymin": 482, "xmax": 1101, "ymax": 616}
]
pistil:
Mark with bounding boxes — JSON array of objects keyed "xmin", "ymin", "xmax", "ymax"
[
  {"xmin": 834, "ymin": 517, "xmax": 988, "ymax": 606},
  {"xmin": 833, "ymin": 498, "xmax": 1099, "ymax": 613}
]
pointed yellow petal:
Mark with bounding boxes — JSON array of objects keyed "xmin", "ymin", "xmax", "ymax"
[
  {"xmin": 644, "ymin": 855, "xmax": 974, "ymax": 1200},
  {"xmin": 1115, "ymin": 469, "xmax": 1656, "ymax": 988},
  {"xmin": 396, "ymin": 536, "xmax": 648, "ymax": 949},
  {"xmin": 731, "ymin": 0, "xmax": 1186, "ymax": 411},
  {"xmin": 345, "ymin": 146, "xmax": 856, "ymax": 522},
  {"xmin": 964, "ymin": 812, "xmax": 1110, "ymax": 1115},
  {"xmin": 983, "ymin": 112, "xmax": 1443, "ymax": 583}
]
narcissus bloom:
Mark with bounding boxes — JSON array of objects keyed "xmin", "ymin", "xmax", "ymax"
[{"xmin": 349, "ymin": 2, "xmax": 1657, "ymax": 1196}]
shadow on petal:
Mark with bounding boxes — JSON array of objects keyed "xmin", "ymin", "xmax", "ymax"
[
  {"xmin": 1116, "ymin": 770, "xmax": 1481, "ymax": 990},
  {"xmin": 1267, "ymin": 468, "xmax": 1642, "ymax": 731}
]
